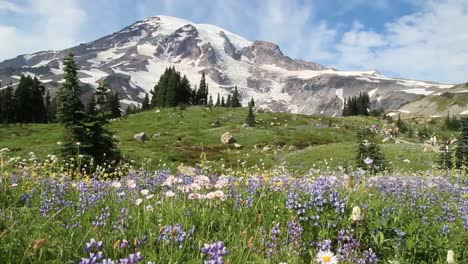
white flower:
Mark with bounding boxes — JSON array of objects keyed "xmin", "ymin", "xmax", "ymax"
[
  {"xmin": 205, "ymin": 192, "xmax": 216, "ymax": 200},
  {"xmin": 214, "ymin": 190, "xmax": 225, "ymax": 200},
  {"xmin": 447, "ymin": 250, "xmax": 455, "ymax": 264},
  {"xmin": 56, "ymin": 141, "xmax": 62, "ymax": 145},
  {"xmin": 188, "ymin": 193, "xmax": 202, "ymax": 200},
  {"xmin": 135, "ymin": 198, "xmax": 143, "ymax": 206},
  {"xmin": 76, "ymin": 142, "xmax": 81, "ymax": 146},
  {"xmin": 140, "ymin": 189, "xmax": 150, "ymax": 196},
  {"xmin": 111, "ymin": 181, "xmax": 122, "ymax": 188},
  {"xmin": 364, "ymin": 157, "xmax": 373, "ymax": 165},
  {"xmin": 316, "ymin": 250, "xmax": 338, "ymax": 264},
  {"xmin": 165, "ymin": 190, "xmax": 175, "ymax": 198},
  {"xmin": 126, "ymin": 179, "xmax": 136, "ymax": 189},
  {"xmin": 145, "ymin": 194, "xmax": 154, "ymax": 200},
  {"xmin": 350, "ymin": 206, "xmax": 364, "ymax": 221},
  {"xmin": 145, "ymin": 205, "xmax": 154, "ymax": 212}
]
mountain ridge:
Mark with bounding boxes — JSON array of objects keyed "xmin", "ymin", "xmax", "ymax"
[{"xmin": 0, "ymin": 15, "xmax": 463, "ymax": 116}]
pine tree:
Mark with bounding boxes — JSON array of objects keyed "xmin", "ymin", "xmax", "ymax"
[
  {"xmin": 356, "ymin": 128, "xmax": 388, "ymax": 174},
  {"xmin": 108, "ymin": 92, "xmax": 121, "ymax": 118},
  {"xmin": 178, "ymin": 75, "xmax": 192, "ymax": 105},
  {"xmin": 226, "ymin": 94, "xmax": 232, "ymax": 107},
  {"xmin": 0, "ymin": 85, "xmax": 16, "ymax": 123},
  {"xmin": 86, "ymin": 81, "xmax": 121, "ymax": 166},
  {"xmin": 208, "ymin": 95, "xmax": 213, "ymax": 106},
  {"xmin": 85, "ymin": 94, "xmax": 97, "ymax": 117},
  {"xmin": 246, "ymin": 105, "xmax": 256, "ymax": 127},
  {"xmin": 196, "ymin": 71, "xmax": 208, "ymax": 105},
  {"xmin": 215, "ymin": 93, "xmax": 220, "ymax": 106},
  {"xmin": 141, "ymin": 93, "xmax": 150, "ymax": 110},
  {"xmin": 15, "ymin": 75, "xmax": 33, "ymax": 123},
  {"xmin": 231, "ymin": 86, "xmax": 241, "ymax": 107},
  {"xmin": 44, "ymin": 90, "xmax": 54, "ymax": 123},
  {"xmin": 30, "ymin": 77, "xmax": 47, "ymax": 123},
  {"xmin": 248, "ymin": 97, "xmax": 255, "ymax": 107},
  {"xmin": 455, "ymin": 116, "xmax": 468, "ymax": 169},
  {"xmin": 221, "ymin": 96, "xmax": 226, "ymax": 107},
  {"xmin": 56, "ymin": 53, "xmax": 88, "ymax": 161}
]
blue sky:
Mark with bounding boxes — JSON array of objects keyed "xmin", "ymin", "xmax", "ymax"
[{"xmin": 0, "ymin": 0, "xmax": 467, "ymax": 83}]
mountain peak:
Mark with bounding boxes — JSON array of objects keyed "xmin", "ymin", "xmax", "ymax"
[{"xmin": 0, "ymin": 15, "xmax": 458, "ymax": 117}]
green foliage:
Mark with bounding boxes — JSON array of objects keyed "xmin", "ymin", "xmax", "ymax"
[
  {"xmin": 141, "ymin": 93, "xmax": 150, "ymax": 110},
  {"xmin": 343, "ymin": 92, "xmax": 370, "ymax": 116},
  {"xmin": 246, "ymin": 105, "xmax": 256, "ymax": 127},
  {"xmin": 151, "ymin": 67, "xmax": 194, "ymax": 107},
  {"xmin": 356, "ymin": 128, "xmax": 388, "ymax": 173},
  {"xmin": 396, "ymin": 114, "xmax": 408, "ymax": 133},
  {"xmin": 230, "ymin": 86, "xmax": 242, "ymax": 107},
  {"xmin": 455, "ymin": 116, "xmax": 468, "ymax": 169},
  {"xmin": 85, "ymin": 94, "xmax": 97, "ymax": 117}
]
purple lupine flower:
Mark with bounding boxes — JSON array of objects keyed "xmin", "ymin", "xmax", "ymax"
[
  {"xmin": 120, "ymin": 239, "xmax": 130, "ymax": 249},
  {"xmin": 266, "ymin": 223, "xmax": 281, "ymax": 257},
  {"xmin": 201, "ymin": 241, "xmax": 228, "ymax": 264}
]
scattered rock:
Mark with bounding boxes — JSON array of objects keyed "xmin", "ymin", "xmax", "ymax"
[
  {"xmin": 382, "ymin": 137, "xmax": 394, "ymax": 143},
  {"xmin": 178, "ymin": 165, "xmax": 197, "ymax": 176},
  {"xmin": 134, "ymin": 132, "xmax": 148, "ymax": 142},
  {"xmin": 403, "ymin": 159, "xmax": 410, "ymax": 163},
  {"xmin": 211, "ymin": 120, "xmax": 221, "ymax": 127},
  {"xmin": 152, "ymin": 133, "xmax": 161, "ymax": 138},
  {"xmin": 287, "ymin": 146, "xmax": 296, "ymax": 152},
  {"xmin": 234, "ymin": 143, "xmax": 243, "ymax": 149},
  {"xmin": 242, "ymin": 123, "xmax": 249, "ymax": 128},
  {"xmin": 221, "ymin": 132, "xmax": 235, "ymax": 144},
  {"xmin": 262, "ymin": 146, "xmax": 271, "ymax": 152}
]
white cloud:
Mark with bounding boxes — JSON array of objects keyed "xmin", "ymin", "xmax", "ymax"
[
  {"xmin": 0, "ymin": 0, "xmax": 87, "ymax": 60},
  {"xmin": 0, "ymin": 1, "xmax": 25, "ymax": 13},
  {"xmin": 333, "ymin": 0, "xmax": 468, "ymax": 83}
]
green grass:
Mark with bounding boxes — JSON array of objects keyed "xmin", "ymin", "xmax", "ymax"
[{"xmin": 0, "ymin": 106, "xmax": 440, "ymax": 172}]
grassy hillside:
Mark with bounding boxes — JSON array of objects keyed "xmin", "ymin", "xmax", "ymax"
[{"xmin": 0, "ymin": 106, "xmax": 441, "ymax": 172}]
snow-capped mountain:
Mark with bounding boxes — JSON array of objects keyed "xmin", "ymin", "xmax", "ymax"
[{"xmin": 0, "ymin": 15, "xmax": 459, "ymax": 116}]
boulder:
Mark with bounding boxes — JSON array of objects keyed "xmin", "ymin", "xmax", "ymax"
[
  {"xmin": 242, "ymin": 123, "xmax": 249, "ymax": 128},
  {"xmin": 152, "ymin": 133, "xmax": 161, "ymax": 138},
  {"xmin": 234, "ymin": 143, "xmax": 243, "ymax": 149},
  {"xmin": 262, "ymin": 146, "xmax": 271, "ymax": 152},
  {"xmin": 134, "ymin": 132, "xmax": 148, "ymax": 142},
  {"xmin": 221, "ymin": 132, "xmax": 235, "ymax": 144},
  {"xmin": 178, "ymin": 165, "xmax": 198, "ymax": 176},
  {"xmin": 211, "ymin": 120, "xmax": 221, "ymax": 127}
]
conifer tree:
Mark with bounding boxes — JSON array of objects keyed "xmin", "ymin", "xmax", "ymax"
[
  {"xmin": 108, "ymin": 92, "xmax": 121, "ymax": 118},
  {"xmin": 246, "ymin": 105, "xmax": 256, "ymax": 127},
  {"xmin": 0, "ymin": 85, "xmax": 15, "ymax": 123},
  {"xmin": 87, "ymin": 81, "xmax": 121, "ymax": 166},
  {"xmin": 356, "ymin": 128, "xmax": 388, "ymax": 174},
  {"xmin": 208, "ymin": 95, "xmax": 213, "ymax": 106},
  {"xmin": 85, "ymin": 94, "xmax": 97, "ymax": 117},
  {"xmin": 30, "ymin": 77, "xmax": 47, "ymax": 123},
  {"xmin": 221, "ymin": 96, "xmax": 226, "ymax": 107},
  {"xmin": 455, "ymin": 116, "xmax": 468, "ymax": 169},
  {"xmin": 196, "ymin": 71, "xmax": 208, "ymax": 105},
  {"xmin": 215, "ymin": 93, "xmax": 220, "ymax": 106},
  {"xmin": 231, "ymin": 86, "xmax": 241, "ymax": 107},
  {"xmin": 141, "ymin": 93, "xmax": 150, "ymax": 110},
  {"xmin": 56, "ymin": 53, "xmax": 88, "ymax": 160},
  {"xmin": 15, "ymin": 75, "xmax": 33, "ymax": 123},
  {"xmin": 226, "ymin": 94, "xmax": 232, "ymax": 107},
  {"xmin": 248, "ymin": 97, "xmax": 255, "ymax": 107}
]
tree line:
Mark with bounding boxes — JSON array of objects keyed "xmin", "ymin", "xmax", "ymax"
[
  {"xmin": 0, "ymin": 76, "xmax": 56, "ymax": 123},
  {"xmin": 342, "ymin": 92, "xmax": 370, "ymax": 116}
]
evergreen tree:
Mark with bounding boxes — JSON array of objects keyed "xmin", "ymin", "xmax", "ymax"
[
  {"xmin": 196, "ymin": 71, "xmax": 208, "ymax": 105},
  {"xmin": 178, "ymin": 75, "xmax": 192, "ymax": 105},
  {"xmin": 56, "ymin": 53, "xmax": 88, "ymax": 161},
  {"xmin": 208, "ymin": 95, "xmax": 213, "ymax": 106},
  {"xmin": 44, "ymin": 90, "xmax": 53, "ymax": 122},
  {"xmin": 15, "ymin": 75, "xmax": 33, "ymax": 123},
  {"xmin": 0, "ymin": 85, "xmax": 16, "ymax": 123},
  {"xmin": 246, "ymin": 105, "xmax": 256, "ymax": 127},
  {"xmin": 108, "ymin": 92, "xmax": 121, "ymax": 118},
  {"xmin": 396, "ymin": 114, "xmax": 408, "ymax": 133},
  {"xmin": 248, "ymin": 97, "xmax": 255, "ymax": 107},
  {"xmin": 86, "ymin": 81, "xmax": 121, "ymax": 166},
  {"xmin": 30, "ymin": 77, "xmax": 47, "ymax": 122},
  {"xmin": 141, "ymin": 93, "xmax": 150, "ymax": 110},
  {"xmin": 47, "ymin": 94, "xmax": 57, "ymax": 123},
  {"xmin": 221, "ymin": 96, "xmax": 226, "ymax": 107},
  {"xmin": 215, "ymin": 93, "xmax": 220, "ymax": 106},
  {"xmin": 85, "ymin": 94, "xmax": 97, "ymax": 117},
  {"xmin": 231, "ymin": 86, "xmax": 241, "ymax": 107},
  {"xmin": 356, "ymin": 128, "xmax": 388, "ymax": 174},
  {"xmin": 455, "ymin": 116, "xmax": 468, "ymax": 169},
  {"xmin": 226, "ymin": 94, "xmax": 232, "ymax": 107}
]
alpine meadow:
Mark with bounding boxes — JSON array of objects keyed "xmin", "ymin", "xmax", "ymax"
[{"xmin": 0, "ymin": 1, "xmax": 467, "ymax": 264}]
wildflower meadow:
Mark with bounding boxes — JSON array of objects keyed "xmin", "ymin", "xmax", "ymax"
[{"xmin": 0, "ymin": 152, "xmax": 466, "ymax": 263}]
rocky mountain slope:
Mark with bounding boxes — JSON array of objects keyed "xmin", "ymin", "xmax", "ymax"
[{"xmin": 0, "ymin": 15, "xmax": 462, "ymax": 116}]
